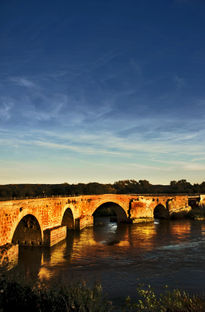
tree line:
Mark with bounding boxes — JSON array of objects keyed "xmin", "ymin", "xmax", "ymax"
[{"xmin": 0, "ymin": 179, "xmax": 205, "ymax": 200}]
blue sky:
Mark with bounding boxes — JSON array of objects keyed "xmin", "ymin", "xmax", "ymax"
[{"xmin": 1, "ymin": 0, "xmax": 205, "ymax": 184}]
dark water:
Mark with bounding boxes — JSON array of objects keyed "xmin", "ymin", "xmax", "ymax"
[{"xmin": 8, "ymin": 218, "xmax": 205, "ymax": 302}]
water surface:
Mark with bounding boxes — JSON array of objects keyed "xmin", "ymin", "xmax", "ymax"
[{"xmin": 8, "ymin": 218, "xmax": 205, "ymax": 301}]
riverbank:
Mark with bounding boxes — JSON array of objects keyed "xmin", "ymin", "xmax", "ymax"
[
  {"xmin": 0, "ymin": 277, "xmax": 205, "ymax": 311},
  {"xmin": 0, "ymin": 276, "xmax": 111, "ymax": 312}
]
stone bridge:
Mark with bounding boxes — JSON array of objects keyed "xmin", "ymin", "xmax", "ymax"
[
  {"xmin": 0, "ymin": 193, "xmax": 193, "ymax": 250},
  {"xmin": 1, "ymin": 193, "xmax": 200, "ymax": 267}
]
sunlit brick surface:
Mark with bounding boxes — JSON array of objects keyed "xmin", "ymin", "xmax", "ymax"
[{"xmin": 0, "ymin": 194, "xmax": 192, "ymax": 247}]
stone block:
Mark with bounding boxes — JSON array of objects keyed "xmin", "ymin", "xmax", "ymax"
[{"xmin": 43, "ymin": 226, "xmax": 67, "ymax": 247}]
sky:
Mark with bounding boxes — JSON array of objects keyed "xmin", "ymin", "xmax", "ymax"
[{"xmin": 1, "ymin": 0, "xmax": 205, "ymax": 185}]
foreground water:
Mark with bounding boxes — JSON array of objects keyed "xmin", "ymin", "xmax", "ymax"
[{"xmin": 7, "ymin": 218, "xmax": 205, "ymax": 302}]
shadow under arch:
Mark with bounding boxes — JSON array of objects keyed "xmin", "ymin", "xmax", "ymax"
[
  {"xmin": 62, "ymin": 208, "xmax": 74, "ymax": 230},
  {"xmin": 12, "ymin": 214, "xmax": 42, "ymax": 246},
  {"xmin": 154, "ymin": 204, "xmax": 169, "ymax": 219},
  {"xmin": 93, "ymin": 201, "xmax": 128, "ymax": 223}
]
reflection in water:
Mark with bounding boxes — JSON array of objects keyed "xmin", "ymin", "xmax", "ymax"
[
  {"xmin": 128, "ymin": 222, "xmax": 156, "ymax": 250},
  {"xmin": 201, "ymin": 223, "xmax": 205, "ymax": 236},
  {"xmin": 11, "ymin": 246, "xmax": 42, "ymax": 282},
  {"xmin": 6, "ymin": 218, "xmax": 205, "ymax": 301},
  {"xmin": 171, "ymin": 221, "xmax": 191, "ymax": 238},
  {"xmin": 93, "ymin": 217, "xmax": 127, "ymax": 246},
  {"xmin": 38, "ymin": 232, "xmax": 75, "ymax": 281}
]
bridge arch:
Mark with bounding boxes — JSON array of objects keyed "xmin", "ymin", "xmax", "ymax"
[
  {"xmin": 92, "ymin": 201, "xmax": 128, "ymax": 223},
  {"xmin": 61, "ymin": 207, "xmax": 74, "ymax": 230},
  {"xmin": 154, "ymin": 203, "xmax": 169, "ymax": 219},
  {"xmin": 11, "ymin": 212, "xmax": 43, "ymax": 246},
  {"xmin": 61, "ymin": 206, "xmax": 76, "ymax": 230}
]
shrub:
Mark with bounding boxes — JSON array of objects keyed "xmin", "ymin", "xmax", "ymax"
[
  {"xmin": 125, "ymin": 284, "xmax": 205, "ymax": 312},
  {"xmin": 0, "ymin": 277, "xmax": 112, "ymax": 312}
]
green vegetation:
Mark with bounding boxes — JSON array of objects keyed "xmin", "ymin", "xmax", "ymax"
[
  {"xmin": 125, "ymin": 284, "xmax": 205, "ymax": 312},
  {"xmin": 0, "ymin": 179, "xmax": 205, "ymax": 200},
  {"xmin": 0, "ymin": 277, "xmax": 205, "ymax": 311},
  {"xmin": 0, "ymin": 277, "xmax": 111, "ymax": 312}
]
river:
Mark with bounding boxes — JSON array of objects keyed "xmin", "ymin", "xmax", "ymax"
[{"xmin": 6, "ymin": 217, "xmax": 205, "ymax": 304}]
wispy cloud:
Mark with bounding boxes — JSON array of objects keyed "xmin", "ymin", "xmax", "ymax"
[
  {"xmin": 32, "ymin": 140, "xmax": 129, "ymax": 156},
  {"xmin": 22, "ymin": 94, "xmax": 66, "ymax": 121},
  {"xmin": 1, "ymin": 116, "xmax": 205, "ymax": 184},
  {"xmin": 0, "ymin": 98, "xmax": 13, "ymax": 120},
  {"xmin": 1, "ymin": 118, "xmax": 205, "ymax": 161},
  {"xmin": 10, "ymin": 77, "xmax": 37, "ymax": 88}
]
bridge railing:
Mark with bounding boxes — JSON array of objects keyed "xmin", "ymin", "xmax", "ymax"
[
  {"xmin": 0, "ymin": 194, "xmax": 76, "ymax": 202},
  {"xmin": 0, "ymin": 193, "xmax": 202, "ymax": 202}
]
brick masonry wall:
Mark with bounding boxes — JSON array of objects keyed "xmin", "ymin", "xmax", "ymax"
[
  {"xmin": 44, "ymin": 226, "xmax": 67, "ymax": 247},
  {"xmin": 0, "ymin": 243, "xmax": 18, "ymax": 269},
  {"xmin": 199, "ymin": 195, "xmax": 205, "ymax": 207},
  {"xmin": 0, "ymin": 194, "xmax": 192, "ymax": 247}
]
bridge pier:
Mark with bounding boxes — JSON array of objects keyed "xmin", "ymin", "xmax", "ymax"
[
  {"xmin": 43, "ymin": 226, "xmax": 67, "ymax": 247},
  {"xmin": 130, "ymin": 197, "xmax": 154, "ymax": 223},
  {"xmin": 75, "ymin": 216, "xmax": 93, "ymax": 230}
]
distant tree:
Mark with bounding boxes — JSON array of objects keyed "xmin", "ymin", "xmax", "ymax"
[
  {"xmin": 0, "ymin": 179, "xmax": 204, "ymax": 200},
  {"xmin": 113, "ymin": 180, "xmax": 139, "ymax": 194},
  {"xmin": 199, "ymin": 182, "xmax": 205, "ymax": 194},
  {"xmin": 170, "ymin": 180, "xmax": 193, "ymax": 194},
  {"xmin": 138, "ymin": 180, "xmax": 152, "ymax": 193},
  {"xmin": 193, "ymin": 183, "xmax": 200, "ymax": 194}
]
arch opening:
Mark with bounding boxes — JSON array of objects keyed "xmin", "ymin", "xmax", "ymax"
[
  {"xmin": 93, "ymin": 202, "xmax": 128, "ymax": 225},
  {"xmin": 12, "ymin": 214, "xmax": 42, "ymax": 246},
  {"xmin": 62, "ymin": 208, "xmax": 74, "ymax": 230},
  {"xmin": 154, "ymin": 204, "xmax": 169, "ymax": 219}
]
